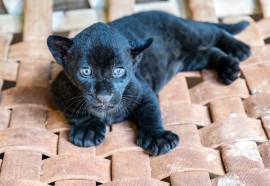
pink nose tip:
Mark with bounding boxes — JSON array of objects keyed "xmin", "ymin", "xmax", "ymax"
[{"xmin": 96, "ymin": 94, "xmax": 112, "ymax": 103}]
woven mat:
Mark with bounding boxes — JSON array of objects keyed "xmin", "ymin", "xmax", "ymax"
[{"xmin": 0, "ymin": 0, "xmax": 270, "ymax": 185}]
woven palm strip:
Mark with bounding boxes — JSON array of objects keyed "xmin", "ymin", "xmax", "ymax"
[{"xmin": 0, "ymin": 0, "xmax": 270, "ymax": 185}]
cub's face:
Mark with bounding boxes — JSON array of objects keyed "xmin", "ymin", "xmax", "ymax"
[
  {"xmin": 47, "ymin": 23, "xmax": 152, "ymax": 113},
  {"xmin": 62, "ymin": 41, "xmax": 133, "ymax": 113}
]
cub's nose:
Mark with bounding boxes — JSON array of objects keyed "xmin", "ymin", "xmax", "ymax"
[{"xmin": 96, "ymin": 94, "xmax": 113, "ymax": 103}]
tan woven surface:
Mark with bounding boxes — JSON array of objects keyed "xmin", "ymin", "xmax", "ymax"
[{"xmin": 0, "ymin": 0, "xmax": 270, "ymax": 185}]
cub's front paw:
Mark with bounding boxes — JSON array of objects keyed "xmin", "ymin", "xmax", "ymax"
[
  {"xmin": 137, "ymin": 130, "xmax": 179, "ymax": 156},
  {"xmin": 69, "ymin": 124, "xmax": 106, "ymax": 147},
  {"xmin": 217, "ymin": 57, "xmax": 241, "ymax": 85}
]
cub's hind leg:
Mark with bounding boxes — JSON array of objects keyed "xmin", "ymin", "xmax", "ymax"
[
  {"xmin": 182, "ymin": 47, "xmax": 241, "ymax": 85},
  {"xmin": 215, "ymin": 31, "xmax": 251, "ymax": 61}
]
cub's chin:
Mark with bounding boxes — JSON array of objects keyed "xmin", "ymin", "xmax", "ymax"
[
  {"xmin": 87, "ymin": 103, "xmax": 118, "ymax": 117},
  {"xmin": 92, "ymin": 105, "xmax": 115, "ymax": 112}
]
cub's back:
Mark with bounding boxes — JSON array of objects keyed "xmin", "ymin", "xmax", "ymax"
[{"xmin": 109, "ymin": 11, "xmax": 186, "ymax": 93}]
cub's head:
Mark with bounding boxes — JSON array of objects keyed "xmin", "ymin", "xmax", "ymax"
[{"xmin": 47, "ymin": 22, "xmax": 152, "ymax": 113}]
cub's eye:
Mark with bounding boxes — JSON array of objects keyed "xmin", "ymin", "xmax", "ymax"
[
  {"xmin": 113, "ymin": 67, "xmax": 126, "ymax": 78},
  {"xmin": 80, "ymin": 68, "xmax": 92, "ymax": 77}
]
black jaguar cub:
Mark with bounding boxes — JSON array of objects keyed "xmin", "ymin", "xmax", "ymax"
[{"xmin": 47, "ymin": 11, "xmax": 251, "ymax": 155}]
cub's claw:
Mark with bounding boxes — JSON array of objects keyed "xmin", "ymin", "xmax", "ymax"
[
  {"xmin": 69, "ymin": 124, "xmax": 106, "ymax": 147},
  {"xmin": 137, "ymin": 130, "xmax": 179, "ymax": 156},
  {"xmin": 217, "ymin": 56, "xmax": 241, "ymax": 85}
]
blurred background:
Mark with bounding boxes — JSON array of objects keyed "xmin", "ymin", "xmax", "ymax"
[{"xmin": 0, "ymin": 0, "xmax": 266, "ymax": 43}]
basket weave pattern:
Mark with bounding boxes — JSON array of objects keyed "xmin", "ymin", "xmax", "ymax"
[{"xmin": 0, "ymin": 0, "xmax": 270, "ymax": 185}]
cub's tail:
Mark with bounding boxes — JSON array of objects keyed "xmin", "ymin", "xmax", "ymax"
[{"xmin": 211, "ymin": 21, "xmax": 249, "ymax": 35}]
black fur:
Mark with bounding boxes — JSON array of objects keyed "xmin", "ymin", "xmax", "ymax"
[{"xmin": 47, "ymin": 11, "xmax": 251, "ymax": 155}]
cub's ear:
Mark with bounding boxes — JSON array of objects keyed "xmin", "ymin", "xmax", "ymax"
[
  {"xmin": 130, "ymin": 38, "xmax": 153, "ymax": 64},
  {"xmin": 47, "ymin": 35, "xmax": 73, "ymax": 66}
]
